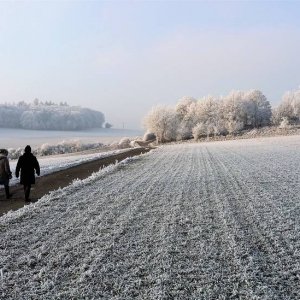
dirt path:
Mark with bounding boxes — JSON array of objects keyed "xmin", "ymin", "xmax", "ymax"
[{"xmin": 0, "ymin": 147, "xmax": 149, "ymax": 216}]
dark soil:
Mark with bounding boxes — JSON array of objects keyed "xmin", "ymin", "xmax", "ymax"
[{"xmin": 0, "ymin": 148, "xmax": 150, "ymax": 216}]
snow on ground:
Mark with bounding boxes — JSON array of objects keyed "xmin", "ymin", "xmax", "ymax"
[
  {"xmin": 1, "ymin": 135, "xmax": 300, "ymax": 299},
  {"xmin": 8, "ymin": 149, "xmax": 129, "ymax": 187}
]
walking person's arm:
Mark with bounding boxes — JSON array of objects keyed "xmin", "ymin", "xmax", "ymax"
[
  {"xmin": 15, "ymin": 158, "xmax": 21, "ymax": 178},
  {"xmin": 35, "ymin": 158, "xmax": 40, "ymax": 176},
  {"xmin": 4, "ymin": 158, "xmax": 12, "ymax": 179}
]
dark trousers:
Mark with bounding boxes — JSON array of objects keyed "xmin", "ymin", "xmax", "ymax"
[
  {"xmin": 4, "ymin": 185, "xmax": 10, "ymax": 199},
  {"xmin": 23, "ymin": 184, "xmax": 31, "ymax": 201}
]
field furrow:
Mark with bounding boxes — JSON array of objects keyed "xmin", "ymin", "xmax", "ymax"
[{"xmin": 1, "ymin": 135, "xmax": 300, "ymax": 299}]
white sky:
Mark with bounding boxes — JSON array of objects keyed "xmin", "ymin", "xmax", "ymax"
[{"xmin": 0, "ymin": 1, "xmax": 300, "ymax": 129}]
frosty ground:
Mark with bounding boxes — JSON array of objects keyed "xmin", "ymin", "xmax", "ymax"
[{"xmin": 1, "ymin": 135, "xmax": 300, "ymax": 299}]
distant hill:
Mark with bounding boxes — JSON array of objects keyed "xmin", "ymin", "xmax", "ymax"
[{"xmin": 0, "ymin": 101, "xmax": 105, "ymax": 130}]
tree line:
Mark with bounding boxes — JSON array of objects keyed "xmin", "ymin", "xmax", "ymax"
[
  {"xmin": 0, "ymin": 100, "xmax": 105, "ymax": 130},
  {"xmin": 143, "ymin": 89, "xmax": 300, "ymax": 143}
]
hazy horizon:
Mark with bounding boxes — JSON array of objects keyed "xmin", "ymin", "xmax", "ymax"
[{"xmin": 1, "ymin": 1, "xmax": 300, "ymax": 129}]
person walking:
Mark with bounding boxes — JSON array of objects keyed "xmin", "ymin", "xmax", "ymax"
[
  {"xmin": 15, "ymin": 145, "xmax": 40, "ymax": 202},
  {"xmin": 0, "ymin": 149, "xmax": 12, "ymax": 199}
]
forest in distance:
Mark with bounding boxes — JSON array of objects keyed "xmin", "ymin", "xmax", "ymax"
[{"xmin": 0, "ymin": 99, "xmax": 109, "ymax": 131}]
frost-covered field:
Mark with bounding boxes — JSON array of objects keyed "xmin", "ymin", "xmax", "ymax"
[{"xmin": 1, "ymin": 135, "xmax": 300, "ymax": 299}]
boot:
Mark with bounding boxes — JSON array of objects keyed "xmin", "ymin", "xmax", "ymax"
[{"xmin": 5, "ymin": 186, "xmax": 12, "ymax": 199}]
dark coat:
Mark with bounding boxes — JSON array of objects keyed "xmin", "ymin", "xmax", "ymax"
[
  {"xmin": 0, "ymin": 154, "xmax": 11, "ymax": 185},
  {"xmin": 16, "ymin": 153, "xmax": 40, "ymax": 185}
]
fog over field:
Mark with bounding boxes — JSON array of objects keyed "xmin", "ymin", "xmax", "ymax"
[
  {"xmin": 1, "ymin": 2, "xmax": 300, "ymax": 129},
  {"xmin": 1, "ymin": 135, "xmax": 300, "ymax": 299},
  {"xmin": 0, "ymin": 128, "xmax": 143, "ymax": 149}
]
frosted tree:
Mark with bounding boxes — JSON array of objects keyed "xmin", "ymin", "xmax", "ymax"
[
  {"xmin": 17, "ymin": 101, "xmax": 30, "ymax": 108},
  {"xmin": 212, "ymin": 118, "xmax": 227, "ymax": 137},
  {"xmin": 0, "ymin": 105, "xmax": 22, "ymax": 128},
  {"xmin": 175, "ymin": 96, "xmax": 197, "ymax": 120},
  {"xmin": 243, "ymin": 90, "xmax": 271, "ymax": 127},
  {"xmin": 226, "ymin": 119, "xmax": 244, "ymax": 134},
  {"xmin": 143, "ymin": 89, "xmax": 275, "ymax": 142},
  {"xmin": 0, "ymin": 102, "xmax": 106, "ymax": 130},
  {"xmin": 273, "ymin": 89, "xmax": 300, "ymax": 125},
  {"xmin": 19, "ymin": 111, "xmax": 35, "ymax": 129},
  {"xmin": 33, "ymin": 98, "xmax": 40, "ymax": 106},
  {"xmin": 220, "ymin": 91, "xmax": 245, "ymax": 134},
  {"xmin": 279, "ymin": 117, "xmax": 290, "ymax": 129},
  {"xmin": 192, "ymin": 122, "xmax": 207, "ymax": 140},
  {"xmin": 195, "ymin": 96, "xmax": 223, "ymax": 136},
  {"xmin": 175, "ymin": 96, "xmax": 197, "ymax": 140},
  {"xmin": 143, "ymin": 105, "xmax": 179, "ymax": 143}
]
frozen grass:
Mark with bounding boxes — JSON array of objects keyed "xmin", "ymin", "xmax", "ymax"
[
  {"xmin": 1, "ymin": 135, "xmax": 300, "ymax": 299},
  {"xmin": 7, "ymin": 141, "xmax": 106, "ymax": 160}
]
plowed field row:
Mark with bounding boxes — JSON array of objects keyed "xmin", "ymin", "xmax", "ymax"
[{"xmin": 1, "ymin": 135, "xmax": 300, "ymax": 299}]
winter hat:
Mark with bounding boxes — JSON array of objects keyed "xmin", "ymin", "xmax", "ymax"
[
  {"xmin": 0, "ymin": 149, "xmax": 8, "ymax": 156},
  {"xmin": 24, "ymin": 145, "xmax": 31, "ymax": 153}
]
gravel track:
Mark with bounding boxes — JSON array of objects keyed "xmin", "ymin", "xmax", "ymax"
[{"xmin": 1, "ymin": 135, "xmax": 300, "ymax": 299}]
